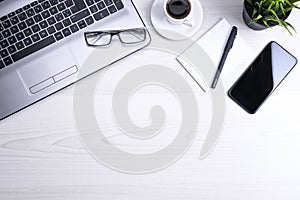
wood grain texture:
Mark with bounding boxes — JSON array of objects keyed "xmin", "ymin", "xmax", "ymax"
[{"xmin": 1, "ymin": 0, "xmax": 300, "ymax": 199}]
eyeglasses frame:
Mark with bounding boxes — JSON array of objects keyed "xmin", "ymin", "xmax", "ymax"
[{"xmin": 84, "ymin": 28, "xmax": 147, "ymax": 47}]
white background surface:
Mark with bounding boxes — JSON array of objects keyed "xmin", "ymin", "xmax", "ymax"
[{"xmin": 1, "ymin": 0, "xmax": 300, "ymax": 199}]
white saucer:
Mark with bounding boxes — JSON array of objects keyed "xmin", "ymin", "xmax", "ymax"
[{"xmin": 150, "ymin": 0, "xmax": 204, "ymax": 41}]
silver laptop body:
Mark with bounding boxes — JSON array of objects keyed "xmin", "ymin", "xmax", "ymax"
[{"xmin": 0, "ymin": 0, "xmax": 146, "ymax": 120}]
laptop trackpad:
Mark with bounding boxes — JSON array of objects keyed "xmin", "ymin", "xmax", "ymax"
[{"xmin": 17, "ymin": 46, "xmax": 78, "ymax": 93}]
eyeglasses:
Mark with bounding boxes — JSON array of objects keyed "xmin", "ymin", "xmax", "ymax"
[{"xmin": 84, "ymin": 28, "xmax": 147, "ymax": 47}]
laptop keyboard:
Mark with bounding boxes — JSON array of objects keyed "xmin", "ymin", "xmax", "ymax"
[{"xmin": 0, "ymin": 0, "xmax": 124, "ymax": 69}]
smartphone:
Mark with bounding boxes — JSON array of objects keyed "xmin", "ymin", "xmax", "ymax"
[{"xmin": 228, "ymin": 41, "xmax": 297, "ymax": 114}]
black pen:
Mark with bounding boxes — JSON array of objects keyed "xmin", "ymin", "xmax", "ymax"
[{"xmin": 211, "ymin": 26, "xmax": 238, "ymax": 89}]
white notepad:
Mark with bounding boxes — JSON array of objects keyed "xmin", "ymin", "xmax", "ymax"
[
  {"xmin": 177, "ymin": 18, "xmax": 253, "ymax": 90},
  {"xmin": 176, "ymin": 18, "xmax": 253, "ymax": 159}
]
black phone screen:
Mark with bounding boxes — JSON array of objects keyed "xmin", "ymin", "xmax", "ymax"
[{"xmin": 228, "ymin": 41, "xmax": 297, "ymax": 114}]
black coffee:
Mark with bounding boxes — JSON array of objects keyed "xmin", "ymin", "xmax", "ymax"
[{"xmin": 166, "ymin": 0, "xmax": 191, "ymax": 19}]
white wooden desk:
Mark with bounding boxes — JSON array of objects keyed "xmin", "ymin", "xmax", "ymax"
[{"xmin": 1, "ymin": 0, "xmax": 300, "ymax": 199}]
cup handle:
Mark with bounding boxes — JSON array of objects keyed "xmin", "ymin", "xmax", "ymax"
[{"xmin": 183, "ymin": 19, "xmax": 195, "ymax": 28}]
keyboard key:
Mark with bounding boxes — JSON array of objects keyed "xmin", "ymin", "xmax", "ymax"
[
  {"xmin": 26, "ymin": 8, "xmax": 35, "ymax": 17},
  {"xmin": 54, "ymin": 32, "xmax": 63, "ymax": 40},
  {"xmin": 2, "ymin": 30, "xmax": 11, "ymax": 38},
  {"xmin": 41, "ymin": 1, "xmax": 51, "ymax": 9},
  {"xmin": 24, "ymin": 38, "xmax": 33, "ymax": 46},
  {"xmin": 8, "ymin": 45, "xmax": 17, "ymax": 54},
  {"xmin": 32, "ymin": 24, "xmax": 41, "ymax": 32},
  {"xmin": 0, "ymin": 33, "xmax": 3, "ymax": 41},
  {"xmin": 8, "ymin": 12, "xmax": 15, "ymax": 18},
  {"xmin": 12, "ymin": 36, "xmax": 55, "ymax": 62},
  {"xmin": 3, "ymin": 56, "xmax": 13, "ymax": 66},
  {"xmin": 0, "ymin": 16, "xmax": 8, "ymax": 22},
  {"xmin": 39, "ymin": 30, "xmax": 48, "ymax": 38},
  {"xmin": 47, "ymin": 26, "xmax": 56, "ymax": 34},
  {"xmin": 16, "ymin": 32, "xmax": 25, "ymax": 40},
  {"xmin": 86, "ymin": 0, "xmax": 94, "ymax": 6},
  {"xmin": 71, "ymin": 6, "xmax": 79, "ymax": 14},
  {"xmin": 97, "ymin": 1, "xmax": 105, "ymax": 10},
  {"xmin": 114, "ymin": 0, "xmax": 124, "ymax": 10},
  {"xmin": 24, "ymin": 28, "xmax": 33, "ymax": 37},
  {"xmin": 10, "ymin": 25, "xmax": 19, "ymax": 34},
  {"xmin": 108, "ymin": 5, "xmax": 117, "ymax": 14},
  {"xmin": 18, "ymin": 21, "xmax": 27, "ymax": 30},
  {"xmin": 0, "ymin": 24, "xmax": 3, "ymax": 32},
  {"xmin": 55, "ymin": 22, "xmax": 63, "ymax": 30},
  {"xmin": 62, "ymin": 27, "xmax": 71, "ymax": 37},
  {"xmin": 113, "ymin": 0, "xmax": 122, "ymax": 4},
  {"xmin": 49, "ymin": 7, "xmax": 59, "ymax": 15},
  {"xmin": 57, "ymin": 3, "xmax": 66, "ymax": 11},
  {"xmin": 39, "ymin": 20, "xmax": 48, "ymax": 29},
  {"xmin": 2, "ymin": 20, "xmax": 12, "ymax": 29},
  {"xmin": 34, "ymin": 5, "xmax": 43, "ymax": 13},
  {"xmin": 74, "ymin": 0, "xmax": 87, "ymax": 10},
  {"xmin": 18, "ymin": 12, "xmax": 27, "ymax": 21},
  {"xmin": 34, "ymin": 14, "xmax": 43, "ymax": 23},
  {"xmin": 10, "ymin": 16, "xmax": 19, "ymax": 25},
  {"xmin": 94, "ymin": 9, "xmax": 109, "ymax": 21},
  {"xmin": 26, "ymin": 18, "xmax": 35, "ymax": 26},
  {"xmin": 104, "ymin": 0, "xmax": 113, "ymax": 6},
  {"xmin": 49, "ymin": 0, "xmax": 59, "ymax": 6},
  {"xmin": 8, "ymin": 35, "xmax": 17, "ymax": 45},
  {"xmin": 85, "ymin": 16, "xmax": 94, "ymax": 25},
  {"xmin": 70, "ymin": 24, "xmax": 79, "ymax": 33},
  {"xmin": 65, "ymin": 0, "xmax": 74, "ymax": 7},
  {"xmin": 62, "ymin": 9, "xmax": 72, "ymax": 17},
  {"xmin": 77, "ymin": 20, "xmax": 87, "ymax": 29},
  {"xmin": 23, "ymin": 5, "xmax": 31, "ymax": 10},
  {"xmin": 0, "ymin": 39, "xmax": 9, "ymax": 48},
  {"xmin": 70, "ymin": 9, "xmax": 90, "ymax": 23},
  {"xmin": 15, "ymin": 8, "xmax": 23, "ymax": 14},
  {"xmin": 15, "ymin": 41, "xmax": 25, "ymax": 50},
  {"xmin": 0, "ymin": 60, "xmax": 4, "ymax": 69},
  {"xmin": 30, "ymin": 1, "xmax": 39, "ymax": 7},
  {"xmin": 31, "ymin": 34, "xmax": 41, "ymax": 42},
  {"xmin": 47, "ymin": 17, "xmax": 56, "ymax": 25},
  {"xmin": 62, "ymin": 18, "xmax": 71, "ymax": 26},
  {"xmin": 42, "ymin": 10, "xmax": 51, "ymax": 19},
  {"xmin": 0, "ymin": 49, "xmax": 9, "ymax": 58},
  {"xmin": 55, "ymin": 13, "xmax": 64, "ymax": 22},
  {"xmin": 90, "ymin": 5, "xmax": 98, "ymax": 13}
]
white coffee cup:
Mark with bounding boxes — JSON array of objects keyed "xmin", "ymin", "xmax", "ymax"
[{"xmin": 163, "ymin": 0, "xmax": 195, "ymax": 27}]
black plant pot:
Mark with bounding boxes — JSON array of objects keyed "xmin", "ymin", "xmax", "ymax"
[{"xmin": 243, "ymin": 0, "xmax": 291, "ymax": 31}]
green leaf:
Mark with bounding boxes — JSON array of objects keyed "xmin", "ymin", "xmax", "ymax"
[
  {"xmin": 246, "ymin": 0, "xmax": 253, "ymax": 5},
  {"xmin": 279, "ymin": 3, "xmax": 286, "ymax": 14},
  {"xmin": 281, "ymin": 21, "xmax": 293, "ymax": 35},
  {"xmin": 252, "ymin": 7, "xmax": 258, "ymax": 18},
  {"xmin": 285, "ymin": 0, "xmax": 294, "ymax": 7},
  {"xmin": 262, "ymin": 19, "xmax": 271, "ymax": 27},
  {"xmin": 274, "ymin": 2, "xmax": 280, "ymax": 11},
  {"xmin": 254, "ymin": 14, "xmax": 263, "ymax": 21},
  {"xmin": 269, "ymin": 9, "xmax": 282, "ymax": 24},
  {"xmin": 267, "ymin": 1, "xmax": 275, "ymax": 10},
  {"xmin": 290, "ymin": 0, "xmax": 300, "ymax": 3},
  {"xmin": 285, "ymin": 21, "xmax": 296, "ymax": 32}
]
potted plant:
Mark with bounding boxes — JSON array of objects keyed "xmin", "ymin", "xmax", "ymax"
[{"xmin": 243, "ymin": 0, "xmax": 300, "ymax": 34}]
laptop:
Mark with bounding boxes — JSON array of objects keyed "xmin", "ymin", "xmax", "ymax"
[{"xmin": 0, "ymin": 0, "xmax": 147, "ymax": 120}]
